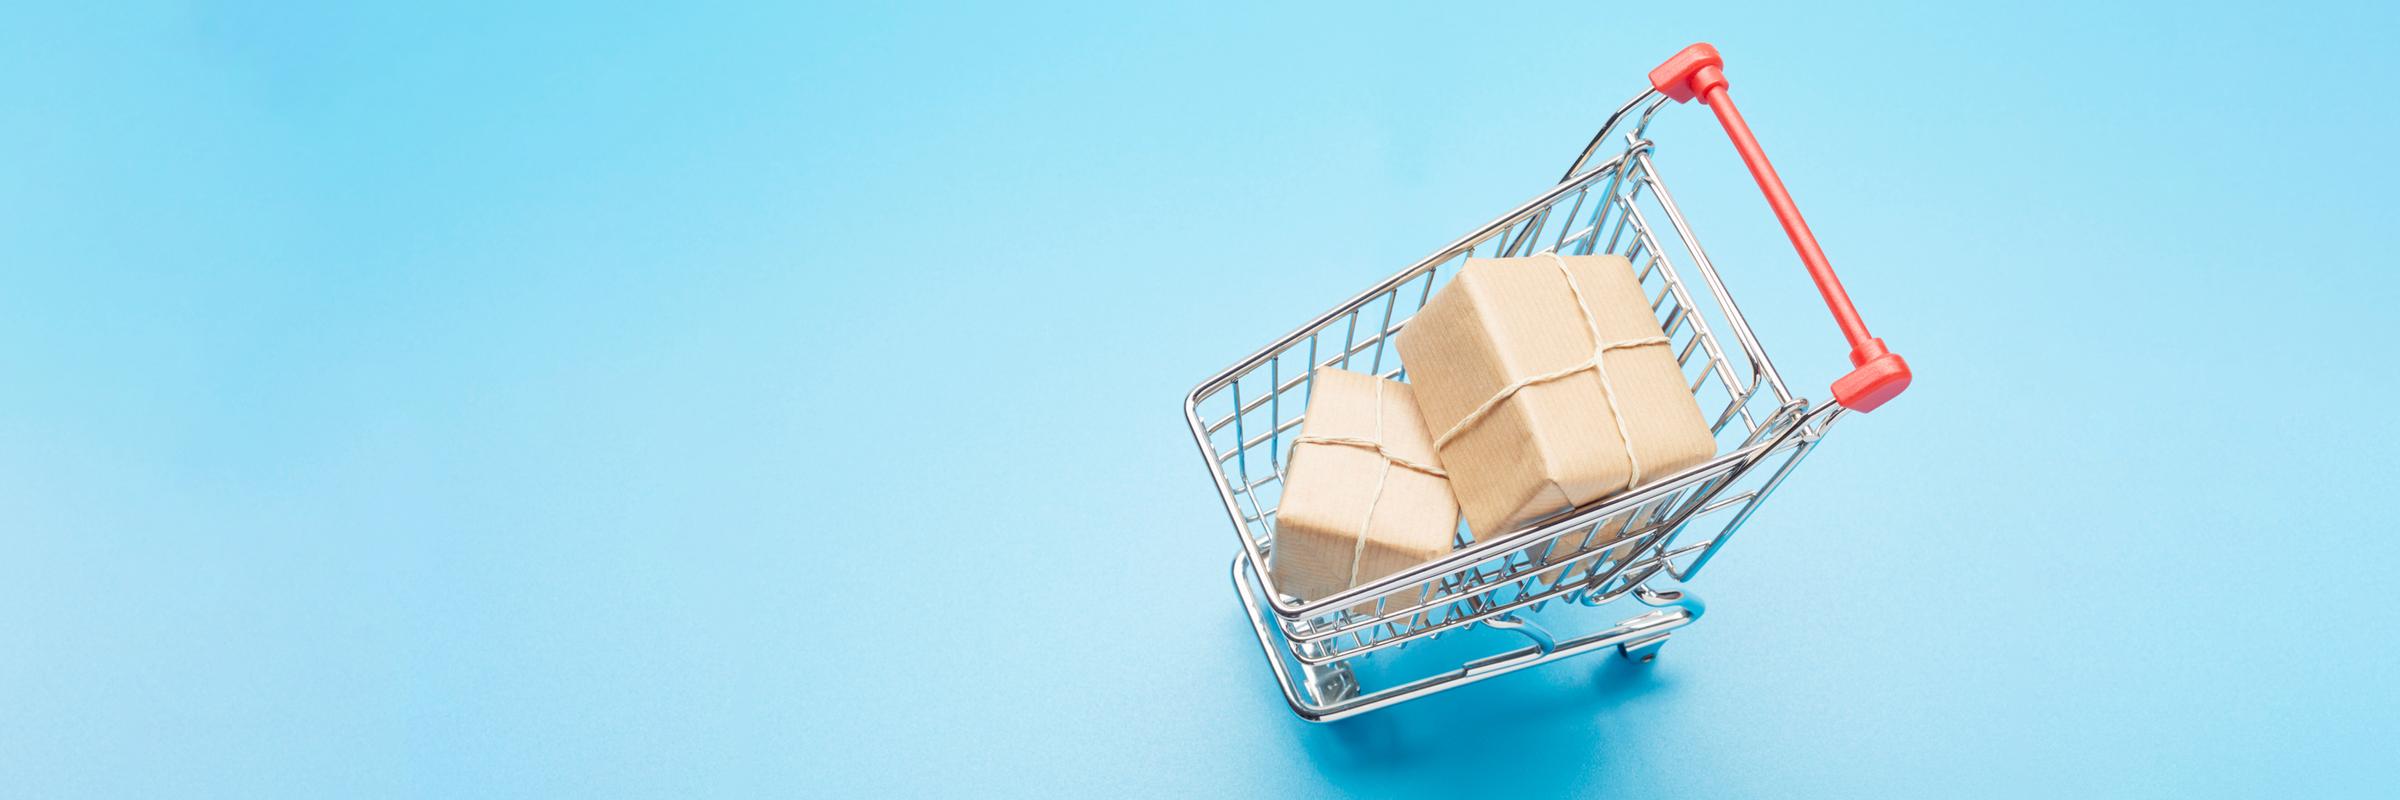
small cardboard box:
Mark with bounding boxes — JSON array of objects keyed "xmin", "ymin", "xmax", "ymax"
[
  {"xmin": 1271, "ymin": 368, "xmax": 1460, "ymax": 616},
  {"xmin": 1394, "ymin": 253, "xmax": 1717, "ymax": 550}
]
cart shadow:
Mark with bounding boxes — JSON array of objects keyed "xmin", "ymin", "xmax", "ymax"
[{"xmin": 1292, "ymin": 652, "xmax": 1675, "ymax": 788}]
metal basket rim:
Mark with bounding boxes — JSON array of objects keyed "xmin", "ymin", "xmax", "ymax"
[{"xmin": 1182, "ymin": 89, "xmax": 1821, "ymax": 624}]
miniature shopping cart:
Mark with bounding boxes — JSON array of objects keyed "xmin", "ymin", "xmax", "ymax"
[{"xmin": 1182, "ymin": 44, "xmax": 1913, "ymax": 722}]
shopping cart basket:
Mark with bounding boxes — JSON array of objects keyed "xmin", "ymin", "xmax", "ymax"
[{"xmin": 1182, "ymin": 44, "xmax": 1913, "ymax": 722}]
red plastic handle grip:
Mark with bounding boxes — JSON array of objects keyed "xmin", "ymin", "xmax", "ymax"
[{"xmin": 1650, "ymin": 43, "xmax": 1911, "ymax": 412}]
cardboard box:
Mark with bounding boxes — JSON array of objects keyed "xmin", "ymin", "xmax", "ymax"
[
  {"xmin": 1395, "ymin": 253, "xmax": 1717, "ymax": 548},
  {"xmin": 1271, "ymin": 368, "xmax": 1460, "ymax": 616}
]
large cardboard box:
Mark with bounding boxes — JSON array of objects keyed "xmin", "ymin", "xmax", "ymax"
[
  {"xmin": 1271, "ymin": 368, "xmax": 1460, "ymax": 616},
  {"xmin": 1395, "ymin": 253, "xmax": 1717, "ymax": 549}
]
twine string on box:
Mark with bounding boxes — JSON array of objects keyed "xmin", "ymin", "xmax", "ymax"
[
  {"xmin": 1292, "ymin": 379, "xmax": 1446, "ymax": 591},
  {"xmin": 1429, "ymin": 251, "xmax": 1667, "ymax": 494}
]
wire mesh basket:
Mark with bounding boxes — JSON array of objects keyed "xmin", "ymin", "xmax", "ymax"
[{"xmin": 1182, "ymin": 44, "xmax": 1912, "ymax": 722}]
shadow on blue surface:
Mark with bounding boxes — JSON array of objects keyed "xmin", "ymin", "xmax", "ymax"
[
  {"xmin": 1236, "ymin": 607, "xmax": 1681, "ymax": 786},
  {"xmin": 1314, "ymin": 662, "xmax": 1674, "ymax": 795}
]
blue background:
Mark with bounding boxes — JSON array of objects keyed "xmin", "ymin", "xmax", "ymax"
[{"xmin": 4, "ymin": 2, "xmax": 2396, "ymax": 796}]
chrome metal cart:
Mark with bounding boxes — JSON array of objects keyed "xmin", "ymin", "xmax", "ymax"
[{"xmin": 1182, "ymin": 44, "xmax": 1913, "ymax": 722}]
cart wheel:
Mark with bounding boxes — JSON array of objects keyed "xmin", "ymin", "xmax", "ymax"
[
  {"xmin": 1301, "ymin": 659, "xmax": 1360, "ymax": 704},
  {"xmin": 1617, "ymin": 633, "xmax": 1669, "ymax": 664}
]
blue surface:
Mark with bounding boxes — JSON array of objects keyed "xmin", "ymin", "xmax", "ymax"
[{"xmin": 4, "ymin": 2, "xmax": 2397, "ymax": 796}]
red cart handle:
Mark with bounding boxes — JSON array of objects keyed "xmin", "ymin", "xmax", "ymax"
[{"xmin": 1651, "ymin": 43, "xmax": 1911, "ymax": 412}]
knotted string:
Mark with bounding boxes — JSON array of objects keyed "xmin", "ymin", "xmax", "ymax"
[
  {"xmin": 1293, "ymin": 378, "xmax": 1446, "ymax": 589},
  {"xmin": 1428, "ymin": 251, "xmax": 1667, "ymax": 494}
]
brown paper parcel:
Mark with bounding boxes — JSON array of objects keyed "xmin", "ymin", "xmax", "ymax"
[
  {"xmin": 1271, "ymin": 368, "xmax": 1461, "ymax": 616},
  {"xmin": 1394, "ymin": 253, "xmax": 1717, "ymax": 572}
]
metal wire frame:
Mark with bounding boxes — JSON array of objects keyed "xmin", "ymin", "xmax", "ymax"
[
  {"xmin": 1231, "ymin": 401, "xmax": 1844, "ymax": 721},
  {"xmin": 1270, "ymin": 416, "xmax": 1823, "ymax": 667},
  {"xmin": 1183, "ymin": 88, "xmax": 1850, "ymax": 720}
]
